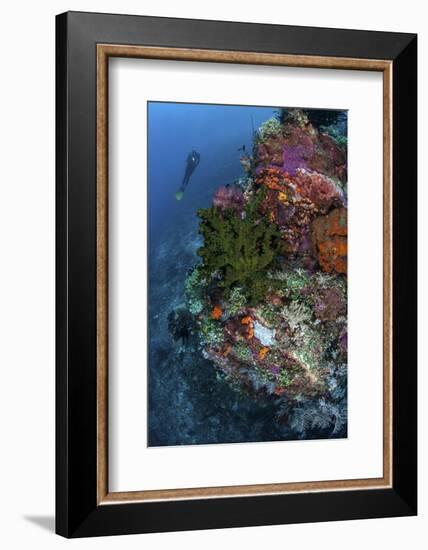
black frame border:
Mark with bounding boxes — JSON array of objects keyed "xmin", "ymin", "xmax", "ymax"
[{"xmin": 56, "ymin": 11, "xmax": 417, "ymax": 537}]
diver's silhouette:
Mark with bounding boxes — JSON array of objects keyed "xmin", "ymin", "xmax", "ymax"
[{"xmin": 175, "ymin": 150, "xmax": 200, "ymax": 200}]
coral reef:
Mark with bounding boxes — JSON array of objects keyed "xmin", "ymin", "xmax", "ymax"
[
  {"xmin": 182, "ymin": 107, "xmax": 348, "ymax": 440},
  {"xmin": 256, "ymin": 109, "xmax": 347, "ymax": 185}
]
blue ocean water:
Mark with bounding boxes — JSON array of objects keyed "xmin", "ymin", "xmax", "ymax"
[{"xmin": 148, "ymin": 102, "xmax": 276, "ymax": 249}]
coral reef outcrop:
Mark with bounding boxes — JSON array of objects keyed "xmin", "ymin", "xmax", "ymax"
[{"xmin": 182, "ymin": 107, "xmax": 348, "ymax": 439}]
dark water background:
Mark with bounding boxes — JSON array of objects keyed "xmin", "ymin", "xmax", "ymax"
[{"xmin": 148, "ymin": 102, "xmax": 298, "ymax": 446}]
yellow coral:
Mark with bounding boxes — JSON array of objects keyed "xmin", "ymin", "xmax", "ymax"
[{"xmin": 278, "ymin": 191, "xmax": 288, "ymax": 203}]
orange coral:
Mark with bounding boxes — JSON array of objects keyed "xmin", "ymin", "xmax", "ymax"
[
  {"xmin": 312, "ymin": 207, "xmax": 347, "ymax": 274},
  {"xmin": 241, "ymin": 316, "xmax": 253, "ymax": 325},
  {"xmin": 240, "ymin": 315, "xmax": 254, "ymax": 339},
  {"xmin": 211, "ymin": 305, "xmax": 223, "ymax": 320},
  {"xmin": 258, "ymin": 347, "xmax": 270, "ymax": 360},
  {"xmin": 256, "ymin": 167, "xmax": 289, "ymax": 192}
]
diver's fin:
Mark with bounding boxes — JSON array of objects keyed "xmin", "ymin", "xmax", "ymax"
[{"xmin": 175, "ymin": 190, "xmax": 184, "ymax": 201}]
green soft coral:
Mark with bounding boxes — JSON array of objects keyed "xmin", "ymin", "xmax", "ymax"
[{"xmin": 197, "ymin": 194, "xmax": 281, "ymax": 304}]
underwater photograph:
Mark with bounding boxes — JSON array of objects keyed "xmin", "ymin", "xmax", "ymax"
[{"xmin": 147, "ymin": 101, "xmax": 348, "ymax": 447}]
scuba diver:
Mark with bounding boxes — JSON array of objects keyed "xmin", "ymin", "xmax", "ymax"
[{"xmin": 175, "ymin": 149, "xmax": 200, "ymax": 200}]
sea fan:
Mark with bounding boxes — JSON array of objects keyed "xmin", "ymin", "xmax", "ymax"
[
  {"xmin": 288, "ymin": 398, "xmax": 347, "ymax": 438},
  {"xmin": 331, "ymin": 401, "xmax": 348, "ymax": 435}
]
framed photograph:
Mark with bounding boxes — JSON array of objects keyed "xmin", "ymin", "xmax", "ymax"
[{"xmin": 56, "ymin": 11, "xmax": 417, "ymax": 537}]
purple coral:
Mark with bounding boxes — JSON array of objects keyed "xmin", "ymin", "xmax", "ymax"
[
  {"xmin": 276, "ymin": 204, "xmax": 296, "ymax": 227},
  {"xmin": 297, "ymin": 228, "xmax": 313, "ymax": 254},
  {"xmin": 314, "ymin": 287, "xmax": 346, "ymax": 321},
  {"xmin": 269, "ymin": 365, "xmax": 281, "ymax": 375},
  {"xmin": 213, "ymin": 185, "xmax": 244, "ymax": 212},
  {"xmin": 282, "ymin": 144, "xmax": 309, "ymax": 176}
]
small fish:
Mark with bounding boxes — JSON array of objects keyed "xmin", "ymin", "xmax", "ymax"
[{"xmin": 238, "ymin": 144, "xmax": 246, "ymax": 153}]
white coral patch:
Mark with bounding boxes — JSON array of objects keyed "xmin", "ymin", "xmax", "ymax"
[{"xmin": 253, "ymin": 321, "xmax": 276, "ymax": 346}]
